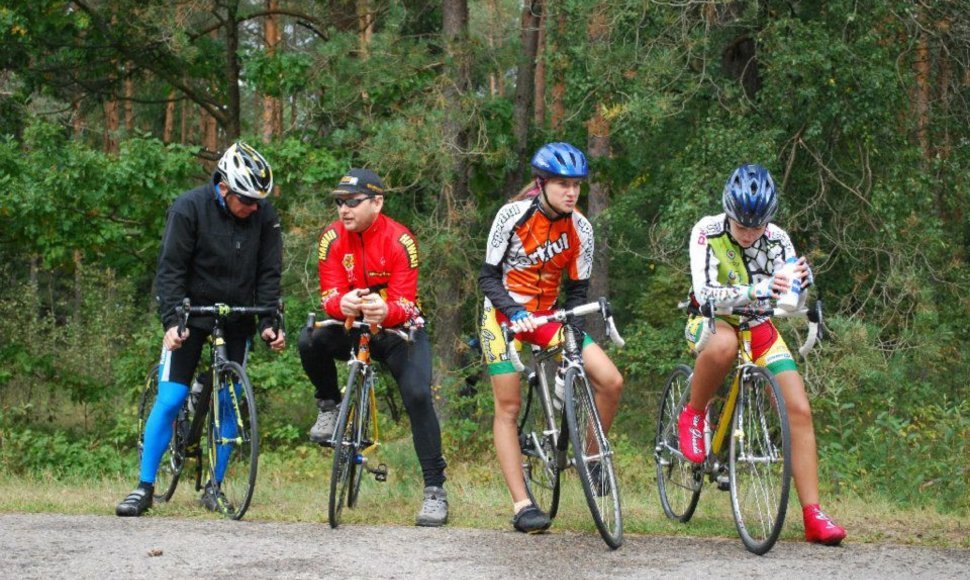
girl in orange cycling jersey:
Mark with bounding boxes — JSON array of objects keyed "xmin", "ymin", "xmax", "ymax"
[{"xmin": 478, "ymin": 142, "xmax": 623, "ymax": 534}]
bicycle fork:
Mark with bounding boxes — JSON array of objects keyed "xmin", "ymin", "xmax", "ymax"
[{"xmin": 354, "ymin": 382, "xmax": 388, "ymax": 482}]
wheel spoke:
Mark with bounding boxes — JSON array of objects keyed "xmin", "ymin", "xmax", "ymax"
[
  {"xmin": 206, "ymin": 362, "xmax": 258, "ymax": 520},
  {"xmin": 654, "ymin": 364, "xmax": 702, "ymax": 522},
  {"xmin": 729, "ymin": 367, "xmax": 791, "ymax": 555},
  {"xmin": 519, "ymin": 369, "xmax": 561, "ymax": 518},
  {"xmin": 565, "ymin": 368, "xmax": 622, "ymax": 549}
]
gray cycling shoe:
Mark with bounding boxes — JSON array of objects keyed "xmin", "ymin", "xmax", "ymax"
[
  {"xmin": 415, "ymin": 485, "xmax": 448, "ymax": 527},
  {"xmin": 309, "ymin": 399, "xmax": 338, "ymax": 444}
]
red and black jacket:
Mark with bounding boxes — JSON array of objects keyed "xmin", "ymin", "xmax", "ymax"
[{"xmin": 316, "ymin": 213, "xmax": 423, "ymax": 328}]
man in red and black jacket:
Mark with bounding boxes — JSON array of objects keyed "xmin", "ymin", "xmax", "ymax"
[{"xmin": 298, "ymin": 168, "xmax": 447, "ymax": 527}]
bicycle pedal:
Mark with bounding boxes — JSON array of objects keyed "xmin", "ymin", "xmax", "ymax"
[
  {"xmin": 716, "ymin": 474, "xmax": 731, "ymax": 491},
  {"xmin": 373, "ymin": 463, "xmax": 388, "ymax": 482}
]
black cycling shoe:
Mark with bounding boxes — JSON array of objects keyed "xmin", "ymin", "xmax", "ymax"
[
  {"xmin": 588, "ymin": 461, "xmax": 611, "ymax": 497},
  {"xmin": 116, "ymin": 487, "xmax": 153, "ymax": 517},
  {"xmin": 200, "ymin": 483, "xmax": 235, "ymax": 515},
  {"xmin": 512, "ymin": 504, "xmax": 551, "ymax": 534}
]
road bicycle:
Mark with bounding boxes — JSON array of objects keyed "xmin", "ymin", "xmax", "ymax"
[
  {"xmin": 653, "ymin": 299, "xmax": 823, "ymax": 554},
  {"xmin": 508, "ymin": 298, "xmax": 626, "ymax": 549},
  {"xmin": 137, "ymin": 298, "xmax": 283, "ymax": 520},
  {"xmin": 305, "ymin": 314, "xmax": 413, "ymax": 528}
]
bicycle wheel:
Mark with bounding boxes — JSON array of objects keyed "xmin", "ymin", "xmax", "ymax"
[
  {"xmin": 329, "ymin": 365, "xmax": 363, "ymax": 528},
  {"xmin": 654, "ymin": 364, "xmax": 703, "ymax": 522},
  {"xmin": 729, "ymin": 365, "xmax": 791, "ymax": 555},
  {"xmin": 564, "ymin": 367, "xmax": 623, "ymax": 549},
  {"xmin": 137, "ymin": 365, "xmax": 187, "ymax": 502},
  {"xmin": 518, "ymin": 372, "xmax": 561, "ymax": 518},
  {"xmin": 347, "ymin": 377, "xmax": 372, "ymax": 508},
  {"xmin": 205, "ymin": 361, "xmax": 259, "ymax": 520}
]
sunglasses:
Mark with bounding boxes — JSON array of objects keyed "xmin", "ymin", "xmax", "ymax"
[
  {"xmin": 334, "ymin": 196, "xmax": 373, "ymax": 208},
  {"xmin": 233, "ymin": 192, "xmax": 260, "ymax": 206}
]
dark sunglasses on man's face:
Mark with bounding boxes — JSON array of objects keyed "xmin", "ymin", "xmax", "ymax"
[
  {"xmin": 334, "ymin": 196, "xmax": 372, "ymax": 208},
  {"xmin": 233, "ymin": 192, "xmax": 260, "ymax": 206}
]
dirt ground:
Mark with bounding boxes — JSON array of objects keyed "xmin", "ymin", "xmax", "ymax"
[{"xmin": 1, "ymin": 513, "xmax": 968, "ymax": 579}]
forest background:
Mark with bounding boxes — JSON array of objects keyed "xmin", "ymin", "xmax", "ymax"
[{"xmin": 0, "ymin": 0, "xmax": 967, "ymax": 523}]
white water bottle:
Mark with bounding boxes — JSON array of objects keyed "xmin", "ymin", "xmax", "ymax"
[
  {"xmin": 553, "ymin": 369, "xmax": 566, "ymax": 412},
  {"xmin": 188, "ymin": 375, "xmax": 204, "ymax": 413},
  {"xmin": 777, "ymin": 256, "xmax": 802, "ymax": 311}
]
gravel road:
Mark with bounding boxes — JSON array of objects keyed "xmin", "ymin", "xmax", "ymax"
[{"xmin": 1, "ymin": 513, "xmax": 967, "ymax": 579}]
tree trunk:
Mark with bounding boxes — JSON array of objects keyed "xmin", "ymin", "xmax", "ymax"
[
  {"xmin": 180, "ymin": 90, "xmax": 190, "ymax": 144},
  {"xmin": 262, "ymin": 0, "xmax": 281, "ymax": 144},
  {"xmin": 358, "ymin": 0, "xmax": 374, "ymax": 57},
  {"xmin": 71, "ymin": 98, "xmax": 85, "ymax": 139},
  {"xmin": 123, "ymin": 62, "xmax": 135, "ymax": 132},
  {"xmin": 201, "ymin": 105, "xmax": 218, "ymax": 153},
  {"xmin": 914, "ymin": 5, "xmax": 930, "ymax": 163},
  {"xmin": 204, "ymin": 26, "xmax": 221, "ymax": 152},
  {"xmin": 163, "ymin": 90, "xmax": 176, "ymax": 144},
  {"xmin": 534, "ymin": 8, "xmax": 546, "ymax": 127},
  {"xmin": 505, "ymin": 0, "xmax": 543, "ymax": 197},
  {"xmin": 550, "ymin": 9, "xmax": 566, "ymax": 131},
  {"xmin": 224, "ymin": 1, "xmax": 242, "ymax": 140},
  {"xmin": 73, "ymin": 249, "xmax": 83, "ymax": 319},
  {"xmin": 103, "ymin": 97, "xmax": 119, "ymax": 154},
  {"xmin": 586, "ymin": 108, "xmax": 611, "ymax": 340},
  {"xmin": 585, "ymin": 5, "xmax": 611, "ymax": 340},
  {"xmin": 434, "ymin": 0, "xmax": 472, "ymax": 386}
]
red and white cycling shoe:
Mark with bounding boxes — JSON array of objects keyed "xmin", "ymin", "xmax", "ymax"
[
  {"xmin": 803, "ymin": 504, "xmax": 846, "ymax": 545},
  {"xmin": 678, "ymin": 404, "xmax": 707, "ymax": 464}
]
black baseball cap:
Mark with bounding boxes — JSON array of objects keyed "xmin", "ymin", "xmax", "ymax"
[{"xmin": 331, "ymin": 168, "xmax": 386, "ymax": 196}]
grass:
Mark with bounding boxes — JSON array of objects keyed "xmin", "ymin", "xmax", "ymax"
[{"xmin": 1, "ymin": 435, "xmax": 967, "ymax": 549}]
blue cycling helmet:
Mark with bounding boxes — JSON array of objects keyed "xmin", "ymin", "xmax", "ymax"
[
  {"xmin": 530, "ymin": 142, "xmax": 588, "ymax": 179},
  {"xmin": 722, "ymin": 164, "xmax": 778, "ymax": 227}
]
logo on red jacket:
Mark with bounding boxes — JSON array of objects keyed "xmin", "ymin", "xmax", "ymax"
[
  {"xmin": 398, "ymin": 234, "xmax": 419, "ymax": 269},
  {"xmin": 318, "ymin": 229, "xmax": 338, "ymax": 260},
  {"xmin": 342, "ymin": 253, "xmax": 355, "ymax": 280}
]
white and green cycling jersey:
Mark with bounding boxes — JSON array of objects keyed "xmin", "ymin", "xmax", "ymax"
[{"xmin": 688, "ymin": 213, "xmax": 805, "ymax": 326}]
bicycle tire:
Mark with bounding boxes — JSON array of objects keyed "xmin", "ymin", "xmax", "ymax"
[
  {"xmin": 654, "ymin": 364, "xmax": 703, "ymax": 522},
  {"xmin": 729, "ymin": 365, "xmax": 791, "ymax": 555},
  {"xmin": 347, "ymin": 375, "xmax": 372, "ymax": 508},
  {"xmin": 518, "ymin": 371, "xmax": 561, "ymax": 518},
  {"xmin": 137, "ymin": 364, "xmax": 187, "ymax": 502},
  {"xmin": 563, "ymin": 367, "xmax": 623, "ymax": 549},
  {"xmin": 329, "ymin": 365, "xmax": 362, "ymax": 528},
  {"xmin": 204, "ymin": 361, "xmax": 259, "ymax": 520}
]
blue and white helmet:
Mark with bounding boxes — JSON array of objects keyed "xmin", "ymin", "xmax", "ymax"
[
  {"xmin": 722, "ymin": 164, "xmax": 778, "ymax": 227},
  {"xmin": 530, "ymin": 142, "xmax": 588, "ymax": 179}
]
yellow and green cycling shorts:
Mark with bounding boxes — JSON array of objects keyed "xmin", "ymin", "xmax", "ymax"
[
  {"xmin": 480, "ymin": 303, "xmax": 594, "ymax": 376},
  {"xmin": 685, "ymin": 316, "xmax": 797, "ymax": 375}
]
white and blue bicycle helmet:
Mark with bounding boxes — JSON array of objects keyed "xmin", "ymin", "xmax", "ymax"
[{"xmin": 722, "ymin": 163, "xmax": 778, "ymax": 227}]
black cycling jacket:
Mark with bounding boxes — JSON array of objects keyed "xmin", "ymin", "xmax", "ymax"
[{"xmin": 154, "ymin": 178, "xmax": 283, "ymax": 336}]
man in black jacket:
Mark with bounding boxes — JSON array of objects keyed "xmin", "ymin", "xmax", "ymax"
[{"xmin": 117, "ymin": 142, "xmax": 286, "ymax": 517}]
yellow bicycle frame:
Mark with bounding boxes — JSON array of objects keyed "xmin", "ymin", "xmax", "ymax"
[
  {"xmin": 708, "ymin": 323, "xmax": 756, "ymax": 456},
  {"xmin": 360, "ymin": 384, "xmax": 380, "ymax": 456}
]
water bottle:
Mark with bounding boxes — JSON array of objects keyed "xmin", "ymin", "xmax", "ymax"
[
  {"xmin": 777, "ymin": 256, "xmax": 802, "ymax": 311},
  {"xmin": 188, "ymin": 374, "xmax": 204, "ymax": 414},
  {"xmin": 553, "ymin": 368, "xmax": 566, "ymax": 412}
]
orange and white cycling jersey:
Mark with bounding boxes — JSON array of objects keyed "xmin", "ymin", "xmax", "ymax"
[{"xmin": 479, "ymin": 197, "xmax": 594, "ymax": 317}]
